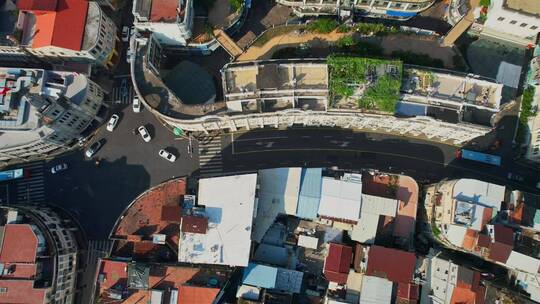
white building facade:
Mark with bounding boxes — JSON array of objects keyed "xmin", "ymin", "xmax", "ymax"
[{"xmin": 0, "ymin": 67, "xmax": 107, "ymax": 163}]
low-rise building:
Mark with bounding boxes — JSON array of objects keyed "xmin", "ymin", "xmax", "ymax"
[
  {"xmin": 424, "ymin": 178, "xmax": 540, "ymax": 302},
  {"xmin": 92, "ymin": 259, "xmax": 228, "ymax": 303},
  {"xmin": 0, "ymin": 67, "xmax": 107, "ymax": 163},
  {"xmin": 480, "ymin": 0, "xmax": 540, "ymax": 46},
  {"xmin": 132, "ymin": 0, "xmax": 193, "ymax": 45},
  {"xmin": 0, "ymin": 205, "xmax": 86, "ymax": 304},
  {"xmin": 276, "ymin": 0, "xmax": 435, "ymax": 20},
  {"xmin": 0, "ymin": 0, "xmax": 120, "ymax": 69}
]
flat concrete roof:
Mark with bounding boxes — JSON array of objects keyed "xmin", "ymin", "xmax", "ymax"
[{"xmin": 505, "ymin": 0, "xmax": 540, "ymax": 15}]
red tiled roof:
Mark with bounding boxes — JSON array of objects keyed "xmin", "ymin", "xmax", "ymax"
[
  {"xmin": 1, "ymin": 263, "xmax": 38, "ymax": 279},
  {"xmin": 17, "ymin": 0, "xmax": 57, "ymax": 11},
  {"xmin": 450, "ymin": 286, "xmax": 476, "ymax": 304},
  {"xmin": 96, "ymin": 259, "xmax": 128, "ymax": 292},
  {"xmin": 510, "ymin": 203, "xmax": 524, "ymax": 225},
  {"xmin": 150, "ymin": 0, "xmax": 178, "ymax": 22},
  {"xmin": 476, "ymin": 234, "xmax": 491, "ymax": 249},
  {"xmin": 488, "ymin": 242, "xmax": 512, "ymax": 263},
  {"xmin": 0, "ymin": 280, "xmax": 47, "ymax": 304},
  {"xmin": 0, "ymin": 224, "xmax": 38, "ymax": 263},
  {"xmin": 481, "ymin": 208, "xmax": 492, "ymax": 229},
  {"xmin": 493, "ymin": 224, "xmax": 514, "ymax": 246},
  {"xmin": 30, "ymin": 0, "xmax": 88, "ymax": 50},
  {"xmin": 462, "ymin": 229, "xmax": 478, "ymax": 251},
  {"xmin": 397, "ymin": 283, "xmax": 419, "ymax": 300},
  {"xmin": 177, "ymin": 286, "xmax": 220, "ymax": 304},
  {"xmin": 181, "ymin": 216, "xmax": 208, "ymax": 234},
  {"xmin": 161, "ymin": 205, "xmax": 182, "ymax": 222},
  {"xmin": 324, "ymin": 243, "xmax": 352, "ymax": 284},
  {"xmin": 366, "ymin": 246, "xmax": 416, "ymax": 283}
]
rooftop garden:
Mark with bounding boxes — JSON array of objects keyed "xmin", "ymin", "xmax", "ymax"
[
  {"xmin": 328, "ymin": 55, "xmax": 403, "ymax": 112},
  {"xmin": 516, "ymin": 86, "xmax": 536, "ymax": 145}
]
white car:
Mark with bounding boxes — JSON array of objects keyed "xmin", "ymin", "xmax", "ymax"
[
  {"xmin": 51, "ymin": 163, "xmax": 68, "ymax": 174},
  {"xmin": 132, "ymin": 97, "xmax": 141, "ymax": 113},
  {"xmin": 158, "ymin": 149, "xmax": 176, "ymax": 162},
  {"xmin": 121, "ymin": 26, "xmax": 130, "ymax": 42},
  {"xmin": 106, "ymin": 114, "xmax": 119, "ymax": 132},
  {"xmin": 138, "ymin": 126, "xmax": 151, "ymax": 142}
]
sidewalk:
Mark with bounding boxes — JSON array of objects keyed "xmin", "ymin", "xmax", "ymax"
[{"xmin": 237, "ymin": 29, "xmax": 346, "ymax": 61}]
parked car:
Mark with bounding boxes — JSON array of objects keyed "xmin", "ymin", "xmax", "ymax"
[
  {"xmin": 132, "ymin": 97, "xmax": 141, "ymax": 113},
  {"xmin": 106, "ymin": 114, "xmax": 119, "ymax": 132},
  {"xmin": 507, "ymin": 172, "xmax": 524, "ymax": 182},
  {"xmin": 138, "ymin": 125, "xmax": 151, "ymax": 142},
  {"xmin": 85, "ymin": 140, "xmax": 104, "ymax": 158},
  {"xmin": 121, "ymin": 26, "xmax": 130, "ymax": 42},
  {"xmin": 50, "ymin": 163, "xmax": 68, "ymax": 174},
  {"xmin": 158, "ymin": 149, "xmax": 176, "ymax": 162}
]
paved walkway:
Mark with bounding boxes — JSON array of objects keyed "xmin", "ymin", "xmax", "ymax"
[
  {"xmin": 214, "ymin": 29, "xmax": 243, "ymax": 57},
  {"xmin": 237, "ymin": 29, "xmax": 346, "ymax": 61}
]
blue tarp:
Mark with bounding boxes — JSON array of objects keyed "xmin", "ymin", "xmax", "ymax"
[
  {"xmin": 242, "ymin": 263, "xmax": 277, "ymax": 289},
  {"xmin": 296, "ymin": 168, "xmax": 322, "ymax": 219},
  {"xmin": 396, "ymin": 102, "xmax": 427, "ymax": 117},
  {"xmin": 386, "ymin": 10, "xmax": 417, "ymax": 17}
]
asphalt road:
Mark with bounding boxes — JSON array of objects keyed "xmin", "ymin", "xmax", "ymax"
[
  {"xmin": 211, "ymin": 128, "xmax": 540, "ymax": 195},
  {"xmin": 43, "ymin": 101, "xmax": 198, "ymax": 239}
]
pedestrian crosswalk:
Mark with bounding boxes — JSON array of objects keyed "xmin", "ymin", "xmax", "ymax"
[
  {"xmin": 87, "ymin": 240, "xmax": 113, "ymax": 265},
  {"xmin": 14, "ymin": 161, "xmax": 45, "ymax": 204},
  {"xmin": 198, "ymin": 135, "xmax": 224, "ymax": 177},
  {"xmin": 111, "ymin": 83, "xmax": 134, "ymax": 105}
]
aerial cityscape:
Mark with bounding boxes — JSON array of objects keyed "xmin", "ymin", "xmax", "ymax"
[{"xmin": 0, "ymin": 0, "xmax": 539, "ymax": 303}]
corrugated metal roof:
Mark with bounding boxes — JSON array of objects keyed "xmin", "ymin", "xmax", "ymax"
[
  {"xmin": 360, "ymin": 194, "xmax": 398, "ymax": 217},
  {"xmin": 297, "ymin": 235, "xmax": 319, "ymax": 249},
  {"xmin": 359, "ymin": 276, "xmax": 393, "ymax": 304},
  {"xmin": 242, "ymin": 263, "xmax": 278, "ymax": 289},
  {"xmin": 318, "ymin": 177, "xmax": 362, "ymax": 221},
  {"xmin": 253, "ymin": 243, "xmax": 288, "ymax": 267},
  {"xmin": 506, "ymin": 251, "xmax": 540, "ymax": 273},
  {"xmin": 296, "ymin": 168, "xmax": 322, "ymax": 219},
  {"xmin": 366, "ymin": 246, "xmax": 416, "ymax": 284},
  {"xmin": 324, "ymin": 243, "xmax": 352, "ymax": 284}
]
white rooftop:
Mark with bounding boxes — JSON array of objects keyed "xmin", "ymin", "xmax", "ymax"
[
  {"xmin": 453, "ymin": 179, "xmax": 505, "ymax": 211},
  {"xmin": 445, "ymin": 224, "xmax": 467, "ymax": 248},
  {"xmin": 359, "ymin": 276, "xmax": 393, "ymax": 304},
  {"xmin": 178, "ymin": 174, "xmax": 257, "ymax": 267},
  {"xmin": 360, "ymin": 194, "xmax": 398, "ymax": 217},
  {"xmin": 506, "ymin": 251, "xmax": 540, "ymax": 274},
  {"xmin": 318, "ymin": 177, "xmax": 362, "ymax": 222},
  {"xmin": 351, "ymin": 213, "xmax": 379, "ymax": 244},
  {"xmin": 297, "ymin": 234, "xmax": 319, "ymax": 249}
]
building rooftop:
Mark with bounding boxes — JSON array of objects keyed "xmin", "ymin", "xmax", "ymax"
[
  {"xmin": 505, "ymin": 0, "xmax": 540, "ymax": 15},
  {"xmin": 318, "ymin": 176, "xmax": 362, "ymax": 222},
  {"xmin": 296, "ymin": 168, "xmax": 323, "ymax": 220},
  {"xmin": 111, "ymin": 178, "xmax": 186, "ymax": 256},
  {"xmin": 0, "ymin": 224, "xmax": 38, "ymax": 263},
  {"xmin": 17, "ymin": 0, "xmax": 88, "ymax": 50},
  {"xmin": 359, "ymin": 276, "xmax": 393, "ymax": 304},
  {"xmin": 95, "ymin": 259, "xmax": 225, "ymax": 303},
  {"xmin": 0, "ymin": 280, "xmax": 47, "ymax": 304},
  {"xmin": 324, "ymin": 243, "xmax": 352, "ymax": 284},
  {"xmin": 401, "ymin": 68, "xmax": 503, "ymax": 110},
  {"xmin": 453, "ymin": 179, "xmax": 505, "ymax": 211},
  {"xmin": 366, "ymin": 246, "xmax": 416, "ymax": 284},
  {"xmin": 178, "ymin": 174, "xmax": 257, "ymax": 266}
]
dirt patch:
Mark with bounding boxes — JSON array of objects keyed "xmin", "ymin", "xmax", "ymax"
[{"xmin": 381, "ymin": 34, "xmax": 457, "ymax": 67}]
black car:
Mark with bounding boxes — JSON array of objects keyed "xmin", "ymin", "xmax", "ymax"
[{"xmin": 85, "ymin": 139, "xmax": 104, "ymax": 158}]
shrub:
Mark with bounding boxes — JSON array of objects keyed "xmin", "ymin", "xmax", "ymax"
[
  {"xmin": 307, "ymin": 18, "xmax": 339, "ymax": 33},
  {"xmin": 516, "ymin": 86, "xmax": 536, "ymax": 144},
  {"xmin": 336, "ymin": 35, "xmax": 355, "ymax": 48},
  {"xmin": 229, "ymin": 0, "xmax": 243, "ymax": 12},
  {"xmin": 480, "ymin": 0, "xmax": 490, "ymax": 7}
]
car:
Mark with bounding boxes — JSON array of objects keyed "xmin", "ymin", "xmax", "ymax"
[
  {"xmin": 121, "ymin": 26, "xmax": 130, "ymax": 42},
  {"xmin": 106, "ymin": 114, "xmax": 119, "ymax": 132},
  {"xmin": 138, "ymin": 125, "xmax": 151, "ymax": 142},
  {"xmin": 50, "ymin": 163, "xmax": 68, "ymax": 174},
  {"xmin": 507, "ymin": 172, "xmax": 524, "ymax": 182},
  {"xmin": 85, "ymin": 140, "xmax": 104, "ymax": 158},
  {"xmin": 158, "ymin": 149, "xmax": 176, "ymax": 162},
  {"xmin": 132, "ymin": 97, "xmax": 141, "ymax": 113}
]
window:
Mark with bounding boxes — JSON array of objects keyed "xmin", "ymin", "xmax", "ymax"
[
  {"xmin": 0, "ymin": 287, "xmax": 7, "ymax": 293},
  {"xmin": 520, "ymin": 23, "xmax": 528, "ymax": 27},
  {"xmin": 510, "ymin": 20, "xmax": 517, "ymax": 24},
  {"xmin": 497, "ymin": 17, "xmax": 505, "ymax": 21}
]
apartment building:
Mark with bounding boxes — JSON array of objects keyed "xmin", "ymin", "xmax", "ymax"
[
  {"xmin": 0, "ymin": 0, "xmax": 120, "ymax": 69},
  {"xmin": 276, "ymin": 0, "xmax": 435, "ymax": 20},
  {"xmin": 0, "ymin": 205, "xmax": 86, "ymax": 304},
  {"xmin": 482, "ymin": 0, "xmax": 540, "ymax": 46},
  {"xmin": 0, "ymin": 67, "xmax": 106, "ymax": 163}
]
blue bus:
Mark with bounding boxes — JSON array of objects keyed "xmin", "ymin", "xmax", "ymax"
[
  {"xmin": 456, "ymin": 149, "xmax": 502, "ymax": 167},
  {"xmin": 0, "ymin": 169, "xmax": 25, "ymax": 182}
]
